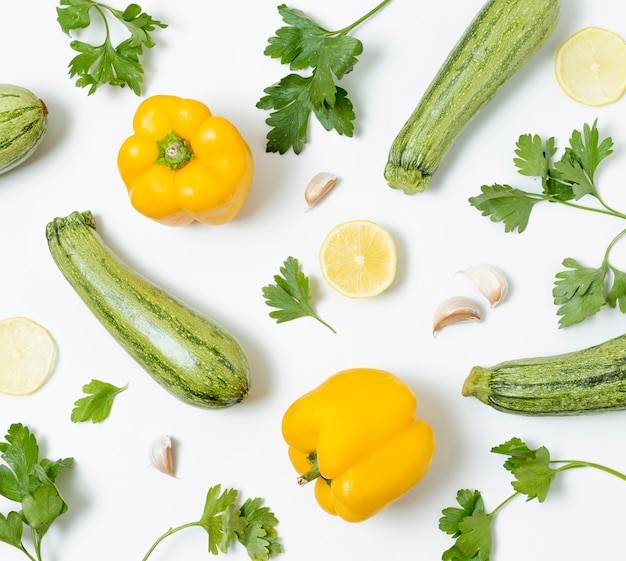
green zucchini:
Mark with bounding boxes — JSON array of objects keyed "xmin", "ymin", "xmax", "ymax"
[
  {"xmin": 45, "ymin": 211, "xmax": 250, "ymax": 409},
  {"xmin": 462, "ymin": 333, "xmax": 626, "ymax": 415},
  {"xmin": 384, "ymin": 0, "xmax": 560, "ymax": 194},
  {"xmin": 0, "ymin": 84, "xmax": 48, "ymax": 175}
]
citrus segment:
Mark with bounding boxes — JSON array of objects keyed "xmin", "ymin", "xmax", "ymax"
[
  {"xmin": 319, "ymin": 220, "xmax": 397, "ymax": 298},
  {"xmin": 0, "ymin": 317, "xmax": 56, "ymax": 395},
  {"xmin": 555, "ymin": 27, "xmax": 626, "ymax": 106}
]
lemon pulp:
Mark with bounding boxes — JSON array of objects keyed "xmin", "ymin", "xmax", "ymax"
[
  {"xmin": 319, "ymin": 220, "xmax": 397, "ymax": 298},
  {"xmin": 555, "ymin": 27, "xmax": 626, "ymax": 106},
  {"xmin": 0, "ymin": 317, "xmax": 55, "ymax": 395}
]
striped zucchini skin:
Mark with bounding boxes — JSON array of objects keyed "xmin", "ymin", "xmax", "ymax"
[
  {"xmin": 462, "ymin": 334, "xmax": 626, "ymax": 415},
  {"xmin": 46, "ymin": 211, "xmax": 250, "ymax": 409},
  {"xmin": 0, "ymin": 84, "xmax": 48, "ymax": 175},
  {"xmin": 384, "ymin": 0, "xmax": 560, "ymax": 194}
]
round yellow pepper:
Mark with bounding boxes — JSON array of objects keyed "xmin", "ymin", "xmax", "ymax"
[
  {"xmin": 117, "ymin": 95, "xmax": 253, "ymax": 226},
  {"xmin": 282, "ymin": 368, "xmax": 435, "ymax": 522}
]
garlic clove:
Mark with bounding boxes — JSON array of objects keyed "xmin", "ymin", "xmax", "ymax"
[
  {"xmin": 433, "ymin": 296, "xmax": 482, "ymax": 335},
  {"xmin": 149, "ymin": 435, "xmax": 175, "ymax": 477},
  {"xmin": 457, "ymin": 264, "xmax": 508, "ymax": 308},
  {"xmin": 305, "ymin": 172, "xmax": 338, "ymax": 209}
]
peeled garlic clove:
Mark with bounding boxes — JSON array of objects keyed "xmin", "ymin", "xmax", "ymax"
[
  {"xmin": 457, "ymin": 264, "xmax": 508, "ymax": 308},
  {"xmin": 433, "ymin": 296, "xmax": 482, "ymax": 335},
  {"xmin": 149, "ymin": 435, "xmax": 175, "ymax": 477},
  {"xmin": 305, "ymin": 172, "xmax": 338, "ymax": 209}
]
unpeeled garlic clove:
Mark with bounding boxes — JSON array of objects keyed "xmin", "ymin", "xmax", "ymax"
[
  {"xmin": 305, "ymin": 172, "xmax": 338, "ymax": 209},
  {"xmin": 457, "ymin": 264, "xmax": 508, "ymax": 308},
  {"xmin": 433, "ymin": 296, "xmax": 482, "ymax": 336},
  {"xmin": 149, "ymin": 435, "xmax": 175, "ymax": 477}
]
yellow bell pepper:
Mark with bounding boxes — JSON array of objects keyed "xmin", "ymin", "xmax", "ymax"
[
  {"xmin": 281, "ymin": 368, "xmax": 435, "ymax": 522},
  {"xmin": 117, "ymin": 95, "xmax": 253, "ymax": 226}
]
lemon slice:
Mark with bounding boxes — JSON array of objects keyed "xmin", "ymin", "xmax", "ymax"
[
  {"xmin": 319, "ymin": 220, "xmax": 397, "ymax": 298},
  {"xmin": 555, "ymin": 27, "xmax": 626, "ymax": 106},
  {"xmin": 0, "ymin": 317, "xmax": 56, "ymax": 395}
]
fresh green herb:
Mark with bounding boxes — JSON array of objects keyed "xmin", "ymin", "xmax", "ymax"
[
  {"xmin": 71, "ymin": 379, "xmax": 128, "ymax": 423},
  {"xmin": 56, "ymin": 0, "xmax": 167, "ymax": 95},
  {"xmin": 257, "ymin": 0, "xmax": 392, "ymax": 154},
  {"xmin": 469, "ymin": 120, "xmax": 626, "ymax": 327},
  {"xmin": 262, "ymin": 256, "xmax": 336, "ymax": 333},
  {"xmin": 440, "ymin": 437, "xmax": 626, "ymax": 561},
  {"xmin": 0, "ymin": 423, "xmax": 73, "ymax": 561},
  {"xmin": 141, "ymin": 484, "xmax": 281, "ymax": 561}
]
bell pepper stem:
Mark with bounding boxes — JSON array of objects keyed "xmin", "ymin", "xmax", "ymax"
[
  {"xmin": 154, "ymin": 130, "xmax": 194, "ymax": 170},
  {"xmin": 297, "ymin": 465, "xmax": 321, "ymax": 486},
  {"xmin": 297, "ymin": 452, "xmax": 330, "ymax": 486}
]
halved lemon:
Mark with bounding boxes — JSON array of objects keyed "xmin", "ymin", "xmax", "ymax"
[
  {"xmin": 319, "ymin": 220, "xmax": 397, "ymax": 298},
  {"xmin": 555, "ymin": 27, "xmax": 626, "ymax": 106},
  {"xmin": 0, "ymin": 317, "xmax": 56, "ymax": 395}
]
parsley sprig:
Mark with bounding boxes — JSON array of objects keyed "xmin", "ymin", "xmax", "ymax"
[
  {"xmin": 257, "ymin": 0, "xmax": 392, "ymax": 154},
  {"xmin": 440, "ymin": 437, "xmax": 626, "ymax": 561},
  {"xmin": 56, "ymin": 0, "xmax": 167, "ymax": 95},
  {"xmin": 141, "ymin": 484, "xmax": 281, "ymax": 561},
  {"xmin": 71, "ymin": 379, "xmax": 128, "ymax": 423},
  {"xmin": 262, "ymin": 256, "xmax": 336, "ymax": 333},
  {"xmin": 0, "ymin": 423, "xmax": 73, "ymax": 561},
  {"xmin": 469, "ymin": 121, "xmax": 626, "ymax": 327}
]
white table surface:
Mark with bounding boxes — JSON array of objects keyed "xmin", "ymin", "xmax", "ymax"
[{"xmin": 2, "ymin": 1, "xmax": 626, "ymax": 559}]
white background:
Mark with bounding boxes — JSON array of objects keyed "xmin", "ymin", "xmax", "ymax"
[{"xmin": 1, "ymin": 0, "xmax": 626, "ymax": 559}]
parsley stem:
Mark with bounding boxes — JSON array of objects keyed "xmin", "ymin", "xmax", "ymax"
[
  {"xmin": 490, "ymin": 491, "xmax": 520, "ymax": 517},
  {"xmin": 542, "ymin": 194, "xmax": 626, "ymax": 221},
  {"xmin": 31, "ymin": 528, "xmax": 43, "ymax": 561},
  {"xmin": 141, "ymin": 522, "xmax": 200, "ymax": 561},
  {"xmin": 93, "ymin": 4, "xmax": 112, "ymax": 42},
  {"xmin": 334, "ymin": 0, "xmax": 393, "ymax": 35},
  {"xmin": 20, "ymin": 544, "xmax": 37, "ymax": 561},
  {"xmin": 314, "ymin": 314, "xmax": 337, "ymax": 334},
  {"xmin": 603, "ymin": 228, "xmax": 626, "ymax": 265},
  {"xmin": 552, "ymin": 460, "xmax": 626, "ymax": 481}
]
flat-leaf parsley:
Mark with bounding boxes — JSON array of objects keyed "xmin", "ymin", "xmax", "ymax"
[
  {"xmin": 440, "ymin": 437, "xmax": 626, "ymax": 561},
  {"xmin": 0, "ymin": 423, "xmax": 73, "ymax": 561},
  {"xmin": 262, "ymin": 256, "xmax": 336, "ymax": 333},
  {"xmin": 141, "ymin": 484, "xmax": 281, "ymax": 561},
  {"xmin": 56, "ymin": 0, "xmax": 167, "ymax": 95},
  {"xmin": 469, "ymin": 120, "xmax": 626, "ymax": 327},
  {"xmin": 257, "ymin": 1, "xmax": 392, "ymax": 154},
  {"xmin": 71, "ymin": 379, "xmax": 128, "ymax": 423}
]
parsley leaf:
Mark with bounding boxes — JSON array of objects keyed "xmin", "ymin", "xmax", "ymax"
[
  {"xmin": 551, "ymin": 226, "xmax": 626, "ymax": 327},
  {"xmin": 491, "ymin": 439, "xmax": 556, "ymax": 502},
  {"xmin": 441, "ymin": 437, "xmax": 626, "ymax": 561},
  {"xmin": 258, "ymin": 1, "xmax": 391, "ymax": 154},
  {"xmin": 468, "ymin": 184, "xmax": 542, "ymax": 233},
  {"xmin": 262, "ymin": 256, "xmax": 336, "ymax": 333},
  {"xmin": 470, "ymin": 121, "xmax": 626, "ymax": 327},
  {"xmin": 606, "ymin": 266, "xmax": 626, "ymax": 312},
  {"xmin": 566, "ymin": 119, "xmax": 613, "ymax": 182},
  {"xmin": 71, "ymin": 379, "xmax": 128, "ymax": 423},
  {"xmin": 141, "ymin": 484, "xmax": 282, "ymax": 561},
  {"xmin": 553, "ymin": 258, "xmax": 608, "ymax": 327},
  {"xmin": 0, "ymin": 423, "xmax": 73, "ymax": 559},
  {"xmin": 56, "ymin": 0, "xmax": 167, "ymax": 95},
  {"xmin": 513, "ymin": 133, "xmax": 556, "ymax": 185},
  {"xmin": 0, "ymin": 511, "xmax": 23, "ymax": 548},
  {"xmin": 199, "ymin": 485, "xmax": 245, "ymax": 555},
  {"xmin": 238, "ymin": 497, "xmax": 282, "ymax": 561},
  {"xmin": 552, "ymin": 153, "xmax": 594, "ymax": 199},
  {"xmin": 440, "ymin": 489, "xmax": 491, "ymax": 561}
]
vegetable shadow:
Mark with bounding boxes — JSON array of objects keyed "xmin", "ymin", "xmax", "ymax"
[{"xmin": 384, "ymin": 374, "xmax": 461, "ymax": 517}]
